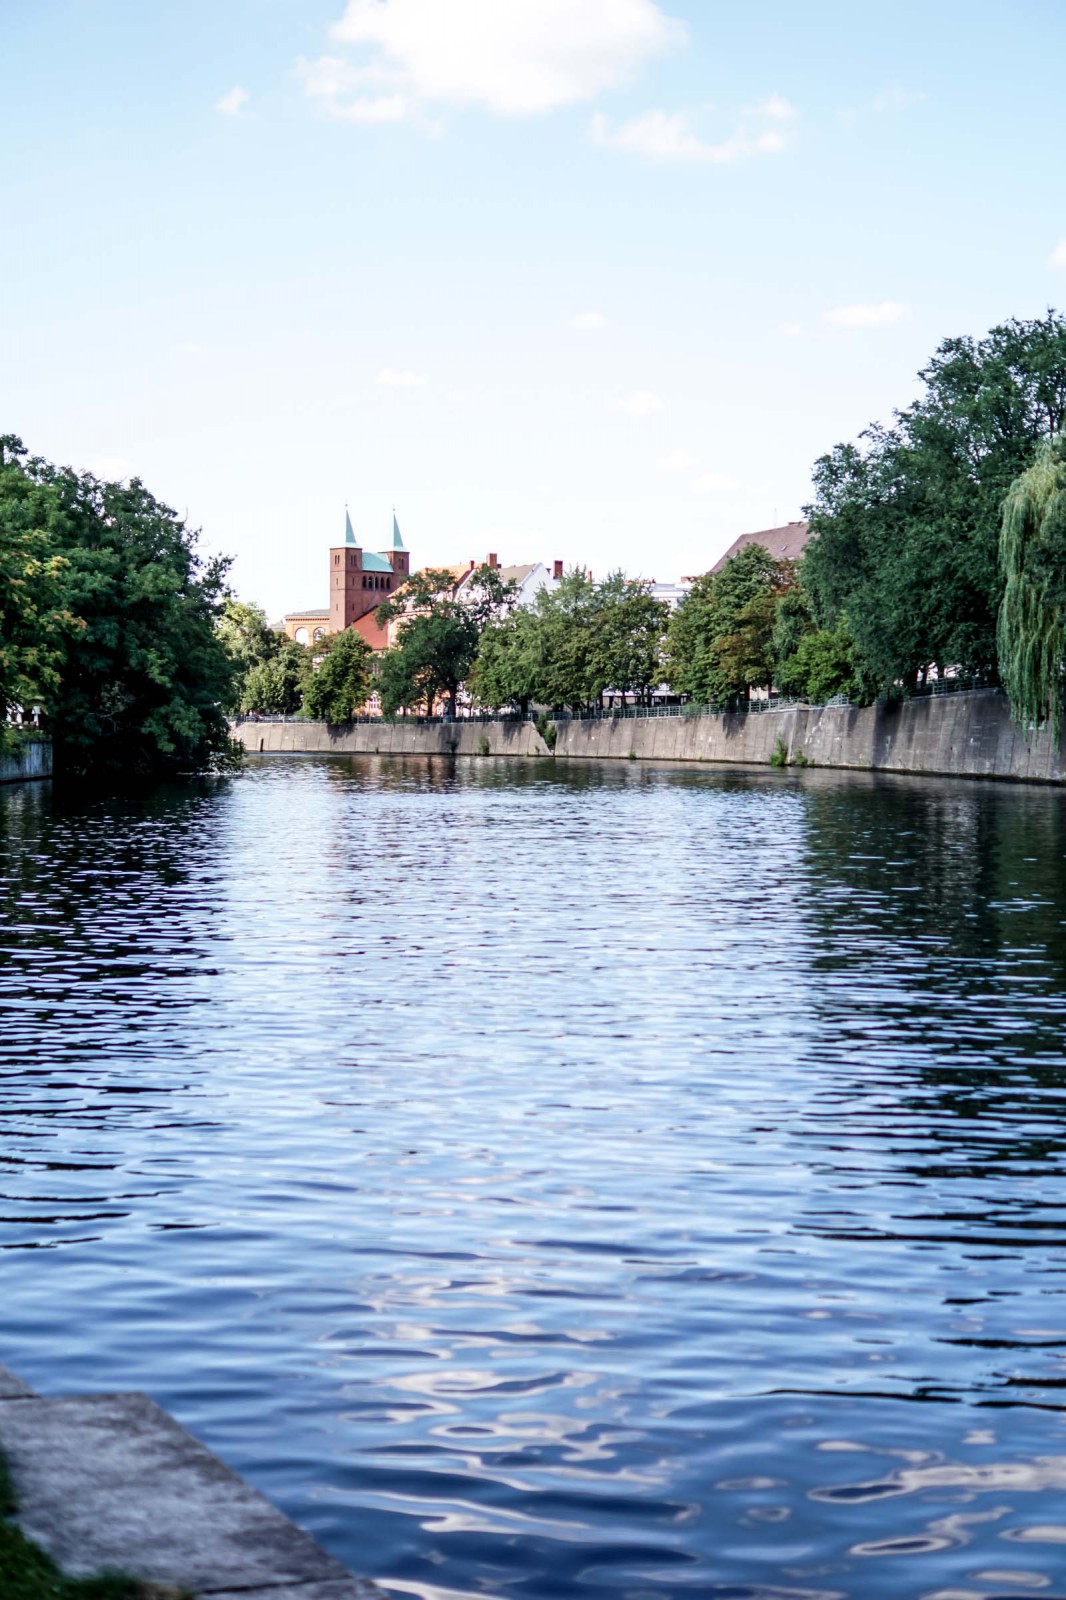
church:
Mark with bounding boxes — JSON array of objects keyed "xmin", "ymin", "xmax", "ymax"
[{"xmin": 283, "ymin": 511, "xmax": 410, "ymax": 652}]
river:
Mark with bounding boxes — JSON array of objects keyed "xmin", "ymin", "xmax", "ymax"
[{"xmin": 3, "ymin": 755, "xmax": 1066, "ymax": 1599}]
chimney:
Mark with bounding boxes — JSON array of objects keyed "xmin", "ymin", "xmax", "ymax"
[
  {"xmin": 553, "ymin": 559, "xmax": 563, "ymax": 580},
  {"xmin": 487, "ymin": 552, "xmax": 498, "ymax": 569}
]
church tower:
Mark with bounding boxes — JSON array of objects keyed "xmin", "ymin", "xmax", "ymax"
[{"xmin": 329, "ymin": 509, "xmax": 364, "ymax": 634}]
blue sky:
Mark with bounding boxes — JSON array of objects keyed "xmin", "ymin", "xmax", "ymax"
[{"xmin": 4, "ymin": 0, "xmax": 1066, "ymax": 617}]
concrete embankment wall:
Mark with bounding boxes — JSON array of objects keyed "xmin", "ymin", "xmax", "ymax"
[
  {"xmin": 235, "ymin": 718, "xmax": 551, "ymax": 759},
  {"xmin": 0, "ymin": 739, "xmax": 53, "ymax": 784},
  {"xmin": 233, "ymin": 691, "xmax": 1066, "ymax": 785}
]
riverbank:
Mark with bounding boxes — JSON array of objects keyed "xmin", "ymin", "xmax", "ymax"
[
  {"xmin": 0, "ymin": 738, "xmax": 52, "ymax": 785},
  {"xmin": 231, "ymin": 689, "xmax": 1066, "ymax": 785},
  {"xmin": 0, "ymin": 1364, "xmax": 383, "ymax": 1600}
]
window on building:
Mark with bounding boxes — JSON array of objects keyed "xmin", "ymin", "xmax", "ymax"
[
  {"xmin": 294, "ymin": 627, "xmax": 309, "ymax": 644},
  {"xmin": 313, "ymin": 628, "xmax": 324, "ymax": 641}
]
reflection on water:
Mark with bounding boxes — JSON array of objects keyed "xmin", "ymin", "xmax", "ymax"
[{"xmin": 3, "ymin": 756, "xmax": 1066, "ymax": 1600}]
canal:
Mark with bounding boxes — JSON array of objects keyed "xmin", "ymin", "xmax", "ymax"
[{"xmin": 3, "ymin": 755, "xmax": 1066, "ymax": 1599}]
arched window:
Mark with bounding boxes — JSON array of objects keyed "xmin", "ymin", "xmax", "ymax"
[
  {"xmin": 313, "ymin": 628, "xmax": 325, "ymax": 641},
  {"xmin": 294, "ymin": 627, "xmax": 309, "ymax": 644}
]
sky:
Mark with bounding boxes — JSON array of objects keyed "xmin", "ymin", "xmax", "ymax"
[{"xmin": 4, "ymin": 0, "xmax": 1066, "ymax": 619}]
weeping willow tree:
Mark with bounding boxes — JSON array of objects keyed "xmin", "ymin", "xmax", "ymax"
[{"xmin": 997, "ymin": 434, "xmax": 1066, "ymax": 734}]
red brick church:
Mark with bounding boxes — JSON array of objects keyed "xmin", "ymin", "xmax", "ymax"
[{"xmin": 283, "ymin": 511, "xmax": 410, "ymax": 651}]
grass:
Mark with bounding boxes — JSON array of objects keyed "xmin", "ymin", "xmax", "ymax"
[{"xmin": 1, "ymin": 1451, "xmax": 180, "ymax": 1600}]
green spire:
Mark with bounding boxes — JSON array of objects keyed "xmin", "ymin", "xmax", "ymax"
[
  {"xmin": 345, "ymin": 507, "xmax": 357, "ymax": 547},
  {"xmin": 392, "ymin": 510, "xmax": 405, "ymax": 551}
]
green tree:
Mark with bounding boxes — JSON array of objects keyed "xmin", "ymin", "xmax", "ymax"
[
  {"xmin": 997, "ymin": 433, "xmax": 1066, "ymax": 732},
  {"xmin": 470, "ymin": 605, "xmax": 543, "ymax": 714},
  {"xmin": 376, "ymin": 564, "xmax": 518, "ymax": 718},
  {"xmin": 301, "ymin": 629, "xmax": 374, "ymax": 723},
  {"xmin": 0, "ymin": 438, "xmax": 235, "ymax": 779},
  {"xmin": 217, "ymin": 599, "xmax": 280, "ymax": 712},
  {"xmin": 803, "ymin": 312, "xmax": 1066, "ymax": 695},
  {"xmin": 589, "ymin": 574, "xmax": 669, "ymax": 707},
  {"xmin": 241, "ymin": 639, "xmax": 307, "ymax": 715},
  {"xmin": 665, "ymin": 544, "xmax": 791, "ymax": 705},
  {"xmin": 0, "ymin": 437, "xmax": 80, "ymax": 753}
]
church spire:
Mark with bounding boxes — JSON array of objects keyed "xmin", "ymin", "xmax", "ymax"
[
  {"xmin": 345, "ymin": 506, "xmax": 357, "ymax": 547},
  {"xmin": 391, "ymin": 510, "xmax": 405, "ymax": 551}
]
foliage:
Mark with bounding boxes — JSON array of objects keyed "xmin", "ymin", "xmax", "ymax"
[
  {"xmin": 239, "ymin": 639, "xmax": 306, "ymax": 716},
  {"xmin": 770, "ymin": 736, "xmax": 789, "ymax": 768},
  {"xmin": 470, "ymin": 605, "xmax": 543, "ymax": 715},
  {"xmin": 0, "ymin": 438, "xmax": 82, "ymax": 756},
  {"xmin": 0, "ymin": 437, "xmax": 236, "ymax": 780},
  {"xmin": 477, "ymin": 734, "xmax": 490, "ymax": 756},
  {"xmin": 473, "ymin": 569, "xmax": 668, "ymax": 714},
  {"xmin": 997, "ymin": 433, "xmax": 1066, "ymax": 732},
  {"xmin": 803, "ymin": 312, "xmax": 1066, "ymax": 696},
  {"xmin": 216, "ymin": 600, "xmax": 280, "ymax": 713},
  {"xmin": 534, "ymin": 712, "xmax": 557, "ymax": 749},
  {"xmin": 301, "ymin": 629, "xmax": 374, "ymax": 723},
  {"xmin": 665, "ymin": 545, "xmax": 793, "ymax": 705},
  {"xmin": 377, "ymin": 564, "xmax": 519, "ymax": 718},
  {"xmin": 1, "ymin": 1447, "xmax": 153, "ymax": 1600}
]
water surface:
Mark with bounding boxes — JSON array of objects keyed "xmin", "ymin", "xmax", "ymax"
[{"xmin": 3, "ymin": 755, "xmax": 1066, "ymax": 1599}]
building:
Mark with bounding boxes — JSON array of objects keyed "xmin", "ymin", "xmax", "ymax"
[
  {"xmin": 707, "ymin": 519, "xmax": 811, "ymax": 575},
  {"xmin": 283, "ymin": 511, "xmax": 410, "ymax": 650}
]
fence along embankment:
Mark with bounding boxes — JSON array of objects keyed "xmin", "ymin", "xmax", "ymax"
[{"xmin": 232, "ymin": 690, "xmax": 1066, "ymax": 784}]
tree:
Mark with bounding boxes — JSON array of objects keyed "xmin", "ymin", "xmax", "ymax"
[
  {"xmin": 0, "ymin": 438, "xmax": 235, "ymax": 779},
  {"xmin": 301, "ymin": 629, "xmax": 374, "ymax": 723},
  {"xmin": 0, "ymin": 437, "xmax": 80, "ymax": 753},
  {"xmin": 803, "ymin": 312, "xmax": 1066, "ymax": 696},
  {"xmin": 240, "ymin": 639, "xmax": 307, "ymax": 715},
  {"xmin": 665, "ymin": 545, "xmax": 792, "ymax": 705},
  {"xmin": 470, "ymin": 606, "xmax": 543, "ymax": 715},
  {"xmin": 997, "ymin": 433, "xmax": 1066, "ymax": 732},
  {"xmin": 376, "ymin": 564, "xmax": 518, "ymax": 718},
  {"xmin": 217, "ymin": 599, "xmax": 280, "ymax": 713},
  {"xmin": 589, "ymin": 575, "xmax": 669, "ymax": 707}
]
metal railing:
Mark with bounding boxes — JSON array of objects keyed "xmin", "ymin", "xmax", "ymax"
[{"xmin": 232, "ymin": 682, "xmax": 1001, "ymax": 732}]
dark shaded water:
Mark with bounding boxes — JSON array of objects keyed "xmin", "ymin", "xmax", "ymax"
[{"xmin": 4, "ymin": 755, "xmax": 1066, "ymax": 1600}]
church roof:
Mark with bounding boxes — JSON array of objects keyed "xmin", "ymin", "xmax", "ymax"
[{"xmin": 363, "ymin": 551, "xmax": 394, "ymax": 573}]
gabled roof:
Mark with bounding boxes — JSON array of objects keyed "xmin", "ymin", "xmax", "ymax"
[{"xmin": 707, "ymin": 520, "xmax": 811, "ymax": 575}]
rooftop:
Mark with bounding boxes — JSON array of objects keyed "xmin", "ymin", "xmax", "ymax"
[{"xmin": 707, "ymin": 520, "xmax": 812, "ymax": 575}]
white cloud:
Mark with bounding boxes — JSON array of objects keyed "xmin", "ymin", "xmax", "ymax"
[
  {"xmin": 1050, "ymin": 240, "xmax": 1066, "ymax": 269},
  {"xmin": 569, "ymin": 311, "xmax": 608, "ymax": 331},
  {"xmin": 693, "ymin": 472, "xmax": 737, "ymax": 493},
  {"xmin": 618, "ymin": 390, "xmax": 663, "ymax": 416},
  {"xmin": 315, "ymin": 0, "xmax": 682, "ymax": 121},
  {"xmin": 824, "ymin": 300, "xmax": 908, "ymax": 328},
  {"xmin": 298, "ymin": 56, "xmax": 408, "ymax": 121},
  {"xmin": 660, "ymin": 448, "xmax": 694, "ymax": 470},
  {"xmin": 216, "ymin": 85, "xmax": 250, "ymax": 117},
  {"xmin": 377, "ymin": 367, "xmax": 429, "ymax": 387},
  {"xmin": 592, "ymin": 107, "xmax": 789, "ymax": 164},
  {"xmin": 753, "ymin": 93, "xmax": 796, "ymax": 121}
]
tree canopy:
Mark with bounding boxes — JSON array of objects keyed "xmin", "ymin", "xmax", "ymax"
[
  {"xmin": 997, "ymin": 433, "xmax": 1066, "ymax": 732},
  {"xmin": 376, "ymin": 564, "xmax": 518, "ymax": 717},
  {"xmin": 803, "ymin": 312, "xmax": 1066, "ymax": 696},
  {"xmin": 301, "ymin": 629, "xmax": 374, "ymax": 723},
  {"xmin": 0, "ymin": 437, "xmax": 235, "ymax": 778},
  {"xmin": 664, "ymin": 545, "xmax": 792, "ymax": 705}
]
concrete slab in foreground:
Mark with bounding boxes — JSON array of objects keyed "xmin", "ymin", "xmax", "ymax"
[{"xmin": 0, "ymin": 1380, "xmax": 384, "ymax": 1599}]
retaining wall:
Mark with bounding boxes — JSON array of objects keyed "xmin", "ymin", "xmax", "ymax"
[
  {"xmin": 0, "ymin": 739, "xmax": 53, "ymax": 784},
  {"xmin": 235, "ymin": 717, "xmax": 551, "ymax": 759},
  {"xmin": 233, "ymin": 691, "xmax": 1066, "ymax": 785}
]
